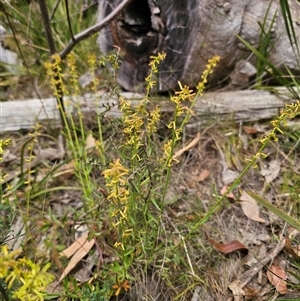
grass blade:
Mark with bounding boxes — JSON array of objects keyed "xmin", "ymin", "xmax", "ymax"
[
  {"xmin": 279, "ymin": 0, "xmax": 300, "ymax": 57},
  {"xmin": 247, "ymin": 191, "xmax": 300, "ymax": 231}
]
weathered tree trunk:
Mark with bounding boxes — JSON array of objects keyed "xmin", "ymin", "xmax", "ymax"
[{"xmin": 97, "ymin": 0, "xmax": 300, "ymax": 92}]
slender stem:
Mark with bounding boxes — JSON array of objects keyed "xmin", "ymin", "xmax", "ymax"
[
  {"xmin": 64, "ymin": 0, "xmax": 75, "ymax": 43},
  {"xmin": 38, "ymin": 0, "xmax": 56, "ymax": 54},
  {"xmin": 49, "ymin": 0, "xmax": 61, "ymax": 21}
]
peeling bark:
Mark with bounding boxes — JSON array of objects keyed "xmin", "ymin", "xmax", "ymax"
[{"xmin": 98, "ymin": 0, "xmax": 300, "ymax": 92}]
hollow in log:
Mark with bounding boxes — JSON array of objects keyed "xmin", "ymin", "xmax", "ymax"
[{"xmin": 97, "ymin": 0, "xmax": 300, "ymax": 92}]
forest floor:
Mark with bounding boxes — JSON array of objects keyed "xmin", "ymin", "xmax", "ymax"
[
  {"xmin": 2, "ymin": 1, "xmax": 300, "ymax": 300},
  {"xmin": 2, "ymin": 105, "xmax": 300, "ymax": 301}
]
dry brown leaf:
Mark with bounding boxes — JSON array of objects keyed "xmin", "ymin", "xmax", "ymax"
[
  {"xmin": 243, "ymin": 126, "xmax": 258, "ymax": 134},
  {"xmin": 2, "ymin": 150, "xmax": 17, "ymax": 163},
  {"xmin": 240, "ymin": 191, "xmax": 267, "ymax": 223},
  {"xmin": 54, "ymin": 160, "xmax": 75, "ymax": 180},
  {"xmin": 172, "ymin": 132, "xmax": 201, "ymax": 160},
  {"xmin": 243, "ymin": 286, "xmax": 259, "ymax": 299},
  {"xmin": 59, "ymin": 236, "xmax": 95, "ymax": 283},
  {"xmin": 260, "ymin": 160, "xmax": 280, "ymax": 184},
  {"xmin": 288, "ymin": 228, "xmax": 300, "ymax": 239},
  {"xmin": 285, "ymin": 238, "xmax": 300, "ymax": 260},
  {"xmin": 34, "ymin": 147, "xmax": 64, "ymax": 161},
  {"xmin": 220, "ymin": 185, "xmax": 235, "ymax": 200},
  {"xmin": 205, "ymin": 232, "xmax": 248, "ymax": 255},
  {"xmin": 221, "ymin": 168, "xmax": 240, "ymax": 185},
  {"xmin": 6, "ymin": 215, "xmax": 26, "ymax": 251},
  {"xmin": 196, "ymin": 169, "xmax": 210, "ymax": 182},
  {"xmin": 46, "ymin": 280, "xmax": 64, "ymax": 294},
  {"xmin": 85, "ymin": 133, "xmax": 96, "ymax": 151},
  {"xmin": 267, "ymin": 264, "xmax": 287, "ymax": 295},
  {"xmin": 2, "ymin": 156, "xmax": 42, "ymax": 184},
  {"xmin": 60, "ymin": 234, "xmax": 90, "ymax": 258},
  {"xmin": 73, "ymin": 252, "xmax": 99, "ymax": 282},
  {"xmin": 228, "ymin": 279, "xmax": 245, "ymax": 301}
]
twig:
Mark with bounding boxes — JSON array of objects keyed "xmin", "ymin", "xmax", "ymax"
[
  {"xmin": 181, "ymin": 234, "xmax": 195, "ymax": 276},
  {"xmin": 59, "ymin": 0, "xmax": 134, "ymax": 60},
  {"xmin": 238, "ymin": 236, "xmax": 286, "ymax": 288}
]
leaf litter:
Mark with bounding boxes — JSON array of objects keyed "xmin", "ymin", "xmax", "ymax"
[
  {"xmin": 267, "ymin": 263, "xmax": 288, "ymax": 295},
  {"xmin": 58, "ymin": 234, "xmax": 95, "ymax": 283},
  {"xmin": 2, "ymin": 121, "xmax": 300, "ymax": 300}
]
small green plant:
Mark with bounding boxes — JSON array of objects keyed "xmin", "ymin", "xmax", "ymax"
[
  {"xmin": 0, "ymin": 139, "xmax": 10, "ymax": 160},
  {"xmin": 42, "ymin": 51, "xmax": 220, "ymax": 299},
  {"xmin": 0, "ymin": 245, "xmax": 54, "ymax": 301},
  {"xmin": 246, "ymin": 101, "xmax": 300, "ymax": 229}
]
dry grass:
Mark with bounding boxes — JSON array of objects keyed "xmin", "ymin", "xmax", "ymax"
[{"xmin": 2, "ymin": 115, "xmax": 300, "ymax": 300}]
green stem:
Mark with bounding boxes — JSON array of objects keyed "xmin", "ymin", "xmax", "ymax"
[{"xmin": 0, "ymin": 280, "xmax": 10, "ymax": 301}]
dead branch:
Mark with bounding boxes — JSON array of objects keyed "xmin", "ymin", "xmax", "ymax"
[{"xmin": 59, "ymin": 0, "xmax": 134, "ymax": 60}]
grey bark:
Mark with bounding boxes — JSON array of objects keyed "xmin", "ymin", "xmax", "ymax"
[
  {"xmin": 97, "ymin": 0, "xmax": 300, "ymax": 92},
  {"xmin": 0, "ymin": 88, "xmax": 294, "ymax": 134}
]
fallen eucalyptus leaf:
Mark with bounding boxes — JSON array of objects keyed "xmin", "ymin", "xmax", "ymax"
[
  {"xmin": 240, "ymin": 191, "xmax": 267, "ymax": 223},
  {"xmin": 205, "ymin": 232, "xmax": 247, "ymax": 255},
  {"xmin": 267, "ymin": 264, "xmax": 287, "ymax": 295}
]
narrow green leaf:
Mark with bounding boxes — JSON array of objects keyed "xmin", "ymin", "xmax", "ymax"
[
  {"xmin": 236, "ymin": 34, "xmax": 300, "ymax": 99},
  {"xmin": 279, "ymin": 0, "xmax": 300, "ymax": 57},
  {"xmin": 247, "ymin": 191, "xmax": 300, "ymax": 231}
]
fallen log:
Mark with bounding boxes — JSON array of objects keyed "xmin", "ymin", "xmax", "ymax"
[
  {"xmin": 97, "ymin": 0, "xmax": 300, "ymax": 92},
  {"xmin": 0, "ymin": 88, "xmax": 296, "ymax": 134}
]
